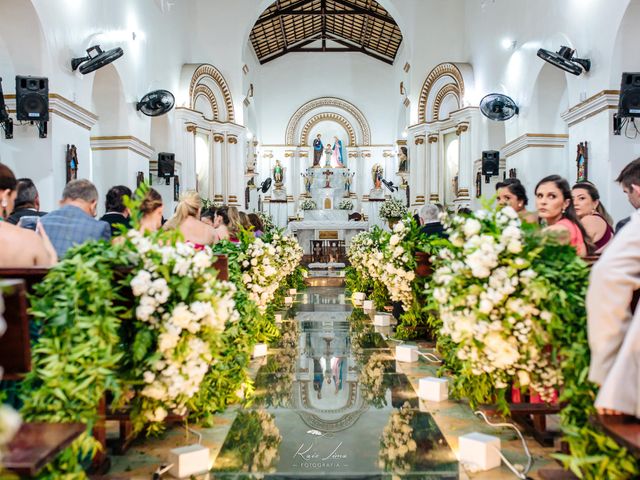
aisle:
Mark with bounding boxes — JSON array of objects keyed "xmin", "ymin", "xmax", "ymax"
[{"xmin": 211, "ymin": 286, "xmax": 458, "ymax": 478}]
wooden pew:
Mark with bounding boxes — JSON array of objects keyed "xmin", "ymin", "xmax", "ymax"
[
  {"xmin": 0, "ymin": 279, "xmax": 31, "ymax": 379},
  {"xmin": 0, "ymin": 253, "xmax": 230, "ymax": 469}
]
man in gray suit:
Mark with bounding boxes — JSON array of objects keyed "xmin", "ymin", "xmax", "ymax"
[
  {"xmin": 41, "ymin": 179, "xmax": 111, "ymax": 259},
  {"xmin": 588, "ymin": 158, "xmax": 640, "ymax": 417}
]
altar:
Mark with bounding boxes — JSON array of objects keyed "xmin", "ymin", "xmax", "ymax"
[{"xmin": 286, "ymin": 220, "xmax": 369, "ymax": 255}]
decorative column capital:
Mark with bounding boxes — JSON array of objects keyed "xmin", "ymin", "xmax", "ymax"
[
  {"xmin": 415, "ymin": 135, "xmax": 426, "ymax": 145},
  {"xmin": 227, "ymin": 135, "xmax": 238, "ymax": 144},
  {"xmin": 284, "ymin": 150, "xmax": 295, "ymax": 158},
  {"xmin": 213, "ymin": 134, "xmax": 225, "ymax": 143},
  {"xmin": 427, "ymin": 134, "xmax": 439, "ymax": 144},
  {"xmin": 186, "ymin": 123, "xmax": 197, "ymax": 134},
  {"xmin": 455, "ymin": 123, "xmax": 469, "ymax": 136}
]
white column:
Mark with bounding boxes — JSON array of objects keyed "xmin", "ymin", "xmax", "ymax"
[
  {"xmin": 226, "ymin": 134, "xmax": 240, "ymax": 206},
  {"xmin": 413, "ymin": 135, "xmax": 426, "ymax": 205},
  {"xmin": 456, "ymin": 122, "xmax": 471, "ymax": 204},
  {"xmin": 427, "ymin": 134, "xmax": 440, "ymax": 202},
  {"xmin": 212, "ymin": 133, "xmax": 224, "ymax": 204}
]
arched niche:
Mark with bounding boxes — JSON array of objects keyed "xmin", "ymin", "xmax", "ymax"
[
  {"xmin": 91, "ymin": 63, "xmax": 129, "ymax": 136},
  {"xmin": 610, "ymin": 0, "xmax": 640, "ymax": 86},
  {"xmin": 187, "ymin": 64, "xmax": 235, "ymax": 123},
  {"xmin": 0, "ymin": 0, "xmax": 48, "ymax": 78},
  {"xmin": 418, "ymin": 63, "xmax": 465, "ymax": 124},
  {"xmin": 302, "ymin": 114, "xmax": 355, "ymax": 147},
  {"xmin": 528, "ymin": 63, "xmax": 569, "ymax": 133},
  {"xmin": 285, "ymin": 97, "xmax": 371, "ymax": 147}
]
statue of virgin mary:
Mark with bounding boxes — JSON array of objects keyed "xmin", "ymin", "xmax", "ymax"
[{"xmin": 331, "ymin": 136, "xmax": 344, "ymax": 167}]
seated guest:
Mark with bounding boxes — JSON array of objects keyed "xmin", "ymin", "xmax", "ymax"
[
  {"xmin": 496, "ymin": 178, "xmax": 536, "ymax": 223},
  {"xmin": 572, "ymin": 182, "xmax": 614, "ymax": 253},
  {"xmin": 139, "ymin": 188, "xmax": 164, "ymax": 233},
  {"xmin": 614, "ymin": 157, "xmax": 640, "ymax": 233},
  {"xmin": 0, "ymin": 164, "xmax": 56, "ymax": 266},
  {"xmin": 535, "ymin": 175, "xmax": 589, "ymax": 257},
  {"xmin": 418, "ymin": 204, "xmax": 446, "ymax": 238},
  {"xmin": 200, "ymin": 207, "xmax": 216, "ymax": 227},
  {"xmin": 226, "ymin": 206, "xmax": 242, "ymax": 242},
  {"xmin": 41, "ymin": 179, "xmax": 111, "ymax": 258},
  {"xmin": 239, "ymin": 211, "xmax": 253, "ymax": 232},
  {"xmin": 100, "ymin": 185, "xmax": 132, "ymax": 236},
  {"xmin": 7, "ymin": 178, "xmax": 47, "ymax": 226},
  {"xmin": 248, "ymin": 212, "xmax": 264, "ymax": 236},
  {"xmin": 213, "ymin": 207, "xmax": 231, "ymax": 242},
  {"xmin": 163, "ymin": 191, "xmax": 217, "ymax": 247}
]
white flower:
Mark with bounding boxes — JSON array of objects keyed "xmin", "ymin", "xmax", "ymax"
[{"xmin": 463, "ymin": 218, "xmax": 482, "ymax": 238}]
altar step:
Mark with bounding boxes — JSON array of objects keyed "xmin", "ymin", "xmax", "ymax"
[{"xmin": 305, "ymin": 262, "xmax": 346, "ymax": 287}]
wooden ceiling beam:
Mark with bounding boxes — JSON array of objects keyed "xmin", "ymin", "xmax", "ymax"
[
  {"xmin": 331, "ymin": 0, "xmax": 395, "ymax": 24},
  {"xmin": 255, "ymin": 0, "xmax": 316, "ymax": 25},
  {"xmin": 259, "ymin": 34, "xmax": 322, "ymax": 64}
]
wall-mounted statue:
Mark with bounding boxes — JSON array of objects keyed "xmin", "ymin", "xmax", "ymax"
[
  {"xmin": 66, "ymin": 144, "xmax": 78, "ymax": 183},
  {"xmin": 273, "ymin": 159, "xmax": 285, "ymax": 190},
  {"xmin": 371, "ymin": 164, "xmax": 383, "ymax": 189},
  {"xmin": 313, "ymin": 134, "xmax": 323, "ymax": 167},
  {"xmin": 398, "ymin": 146, "xmax": 408, "ymax": 173}
]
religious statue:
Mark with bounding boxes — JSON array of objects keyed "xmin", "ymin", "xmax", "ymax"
[
  {"xmin": 371, "ymin": 163, "xmax": 383, "ymax": 189},
  {"xmin": 331, "ymin": 136, "xmax": 344, "ymax": 167},
  {"xmin": 302, "ymin": 173, "xmax": 312, "ymax": 195},
  {"xmin": 273, "ymin": 159, "xmax": 284, "ymax": 190},
  {"xmin": 313, "ymin": 134, "xmax": 323, "ymax": 167},
  {"xmin": 324, "ymin": 143, "xmax": 332, "ymax": 166},
  {"xmin": 398, "ymin": 146, "xmax": 408, "ymax": 173},
  {"xmin": 576, "ymin": 141, "xmax": 588, "ymax": 182},
  {"xmin": 66, "ymin": 144, "xmax": 78, "ymax": 183},
  {"xmin": 323, "ymin": 169, "xmax": 333, "ymax": 188},
  {"xmin": 344, "ymin": 171, "xmax": 354, "ymax": 197}
]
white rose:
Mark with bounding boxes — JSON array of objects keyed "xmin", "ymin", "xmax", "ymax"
[{"xmin": 463, "ymin": 218, "xmax": 482, "ymax": 238}]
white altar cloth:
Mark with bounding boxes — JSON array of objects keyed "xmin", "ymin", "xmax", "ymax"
[
  {"xmin": 287, "ymin": 220, "xmax": 369, "ymax": 254},
  {"xmin": 302, "ymin": 210, "xmax": 349, "ymax": 222}
]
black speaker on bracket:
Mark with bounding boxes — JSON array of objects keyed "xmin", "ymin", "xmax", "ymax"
[
  {"xmin": 157, "ymin": 152, "xmax": 175, "ymax": 178},
  {"xmin": 15, "ymin": 76, "xmax": 49, "ymax": 122},
  {"xmin": 482, "ymin": 150, "xmax": 500, "ymax": 176},
  {"xmin": 618, "ymin": 72, "xmax": 640, "ymax": 118}
]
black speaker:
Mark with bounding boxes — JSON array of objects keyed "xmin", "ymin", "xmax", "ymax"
[
  {"xmin": 158, "ymin": 152, "xmax": 175, "ymax": 178},
  {"xmin": 16, "ymin": 76, "xmax": 49, "ymax": 122},
  {"xmin": 618, "ymin": 72, "xmax": 640, "ymax": 118},
  {"xmin": 482, "ymin": 150, "xmax": 499, "ymax": 176}
]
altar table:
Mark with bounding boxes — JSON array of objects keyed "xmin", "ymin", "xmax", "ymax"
[{"xmin": 286, "ymin": 220, "xmax": 369, "ymax": 255}]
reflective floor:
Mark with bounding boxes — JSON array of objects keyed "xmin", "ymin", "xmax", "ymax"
[{"xmin": 211, "ymin": 287, "xmax": 458, "ymax": 479}]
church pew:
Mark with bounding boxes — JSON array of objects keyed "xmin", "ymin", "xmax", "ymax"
[{"xmin": 0, "ymin": 279, "xmax": 31, "ymax": 379}]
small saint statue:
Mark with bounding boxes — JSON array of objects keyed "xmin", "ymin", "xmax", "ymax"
[
  {"xmin": 313, "ymin": 134, "xmax": 323, "ymax": 167},
  {"xmin": 398, "ymin": 147, "xmax": 408, "ymax": 173},
  {"xmin": 371, "ymin": 164, "xmax": 383, "ymax": 189},
  {"xmin": 324, "ymin": 144, "xmax": 332, "ymax": 167},
  {"xmin": 344, "ymin": 172, "xmax": 354, "ymax": 197},
  {"xmin": 331, "ymin": 136, "xmax": 344, "ymax": 167},
  {"xmin": 323, "ymin": 169, "xmax": 333, "ymax": 188},
  {"xmin": 66, "ymin": 144, "xmax": 79, "ymax": 183},
  {"xmin": 273, "ymin": 160, "xmax": 284, "ymax": 190}
]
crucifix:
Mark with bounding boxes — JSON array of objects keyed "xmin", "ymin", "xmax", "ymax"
[{"xmin": 323, "ymin": 169, "xmax": 333, "ymax": 188}]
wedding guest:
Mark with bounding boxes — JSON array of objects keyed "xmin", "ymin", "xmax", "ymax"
[
  {"xmin": 200, "ymin": 207, "xmax": 216, "ymax": 227},
  {"xmin": 41, "ymin": 179, "xmax": 111, "ymax": 259},
  {"xmin": 418, "ymin": 204, "xmax": 446, "ymax": 238},
  {"xmin": 100, "ymin": 185, "xmax": 132, "ymax": 236},
  {"xmin": 163, "ymin": 190, "xmax": 217, "ymax": 247},
  {"xmin": 139, "ymin": 188, "xmax": 164, "ymax": 233},
  {"xmin": 614, "ymin": 158, "xmax": 640, "ymax": 232},
  {"xmin": 7, "ymin": 178, "xmax": 47, "ymax": 226},
  {"xmin": 248, "ymin": 212, "xmax": 264, "ymax": 237},
  {"xmin": 535, "ymin": 175, "xmax": 589, "ymax": 257},
  {"xmin": 496, "ymin": 178, "xmax": 537, "ymax": 223},
  {"xmin": 572, "ymin": 182, "xmax": 614, "ymax": 253},
  {"xmin": 226, "ymin": 206, "xmax": 242, "ymax": 242},
  {"xmin": 238, "ymin": 211, "xmax": 253, "ymax": 232},
  {"xmin": 0, "ymin": 164, "xmax": 56, "ymax": 266},
  {"xmin": 213, "ymin": 207, "xmax": 231, "ymax": 242},
  {"xmin": 587, "ymin": 208, "xmax": 640, "ymax": 417}
]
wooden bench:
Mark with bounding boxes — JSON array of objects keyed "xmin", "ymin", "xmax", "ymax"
[{"xmin": 0, "ymin": 253, "xmax": 230, "ymax": 469}]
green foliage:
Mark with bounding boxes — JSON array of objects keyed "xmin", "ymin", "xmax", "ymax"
[{"xmin": 20, "ymin": 241, "xmax": 132, "ymax": 478}]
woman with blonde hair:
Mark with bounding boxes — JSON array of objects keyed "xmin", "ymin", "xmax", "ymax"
[
  {"xmin": 164, "ymin": 190, "xmax": 217, "ymax": 247},
  {"xmin": 226, "ymin": 206, "xmax": 242, "ymax": 242},
  {"xmin": 238, "ymin": 211, "xmax": 253, "ymax": 231}
]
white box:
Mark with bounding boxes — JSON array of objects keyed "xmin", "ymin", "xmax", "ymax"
[
  {"xmin": 374, "ymin": 314, "xmax": 392, "ymax": 326},
  {"xmin": 253, "ymin": 343, "xmax": 268, "ymax": 358},
  {"xmin": 284, "ymin": 296, "xmax": 293, "ymax": 305},
  {"xmin": 288, "ymin": 288, "xmax": 297, "ymax": 295},
  {"xmin": 168, "ymin": 444, "xmax": 210, "ymax": 478},
  {"xmin": 274, "ymin": 313, "xmax": 283, "ymax": 323},
  {"xmin": 362, "ymin": 300, "xmax": 374, "ymax": 310},
  {"xmin": 352, "ymin": 292, "xmax": 366, "ymax": 301},
  {"xmin": 418, "ymin": 377, "xmax": 449, "ymax": 402},
  {"xmin": 395, "ymin": 344, "xmax": 419, "ymax": 363},
  {"xmin": 458, "ymin": 432, "xmax": 501, "ymax": 471}
]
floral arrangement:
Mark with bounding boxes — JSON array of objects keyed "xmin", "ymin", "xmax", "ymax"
[
  {"xmin": 379, "ymin": 197, "xmax": 407, "ymax": 220},
  {"xmin": 430, "ymin": 206, "xmax": 563, "ymax": 404},
  {"xmin": 240, "ymin": 231, "xmax": 303, "ymax": 312},
  {"xmin": 201, "ymin": 198, "xmax": 223, "ymax": 211},
  {"xmin": 299, "ymin": 199, "xmax": 317, "ymax": 210},
  {"xmin": 121, "ymin": 230, "xmax": 239, "ymax": 433},
  {"xmin": 338, "ymin": 199, "xmax": 354, "ymax": 210},
  {"xmin": 257, "ymin": 211, "xmax": 275, "ymax": 234},
  {"xmin": 378, "ymin": 403, "xmax": 417, "ymax": 473},
  {"xmin": 359, "ymin": 352, "xmax": 389, "ymax": 408}
]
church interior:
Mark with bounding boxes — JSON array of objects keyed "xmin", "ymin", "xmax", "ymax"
[{"xmin": 1, "ymin": 0, "xmax": 640, "ymax": 479}]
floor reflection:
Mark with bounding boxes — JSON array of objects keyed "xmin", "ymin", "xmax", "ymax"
[{"xmin": 212, "ymin": 287, "xmax": 458, "ymax": 479}]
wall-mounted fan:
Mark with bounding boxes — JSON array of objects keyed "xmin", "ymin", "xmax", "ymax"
[
  {"xmin": 137, "ymin": 90, "xmax": 175, "ymax": 117},
  {"xmin": 480, "ymin": 93, "xmax": 519, "ymax": 121},
  {"xmin": 71, "ymin": 45, "xmax": 124, "ymax": 74},
  {"xmin": 259, "ymin": 178, "xmax": 272, "ymax": 193},
  {"xmin": 381, "ymin": 178, "xmax": 398, "ymax": 192},
  {"xmin": 537, "ymin": 46, "xmax": 590, "ymax": 76}
]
